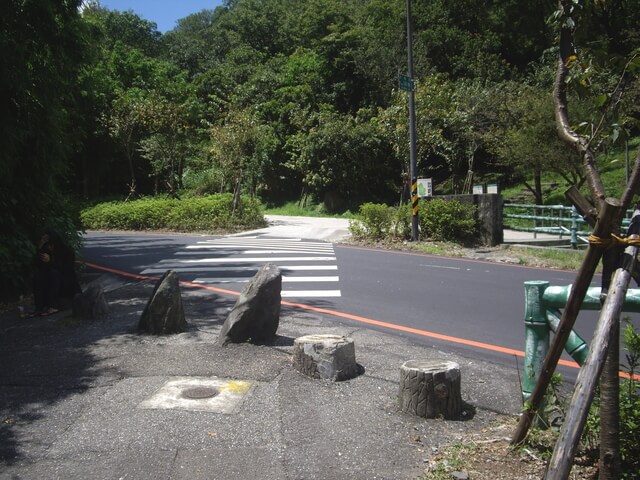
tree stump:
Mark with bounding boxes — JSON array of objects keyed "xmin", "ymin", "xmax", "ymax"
[
  {"xmin": 398, "ymin": 360, "xmax": 462, "ymax": 419},
  {"xmin": 293, "ymin": 334, "xmax": 358, "ymax": 381}
]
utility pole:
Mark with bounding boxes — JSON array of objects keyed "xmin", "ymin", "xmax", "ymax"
[{"xmin": 406, "ymin": 0, "xmax": 419, "ymax": 241}]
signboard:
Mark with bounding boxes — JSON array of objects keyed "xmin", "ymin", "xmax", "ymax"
[
  {"xmin": 417, "ymin": 178, "xmax": 432, "ymax": 197},
  {"xmin": 399, "ymin": 74, "xmax": 414, "ymax": 92},
  {"xmin": 487, "ymin": 184, "xmax": 499, "ymax": 194},
  {"xmin": 472, "ymin": 185, "xmax": 484, "ymax": 194}
]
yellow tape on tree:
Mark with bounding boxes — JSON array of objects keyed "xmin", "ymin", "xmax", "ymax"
[{"xmin": 588, "ymin": 234, "xmax": 640, "ymax": 249}]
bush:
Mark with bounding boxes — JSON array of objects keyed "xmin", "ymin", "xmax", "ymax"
[
  {"xmin": 0, "ymin": 192, "xmax": 82, "ymax": 302},
  {"xmin": 349, "ymin": 203, "xmax": 397, "ymax": 241},
  {"xmin": 391, "ymin": 203, "xmax": 412, "ymax": 240},
  {"xmin": 80, "ymin": 194, "xmax": 266, "ymax": 232},
  {"xmin": 182, "ymin": 168, "xmax": 224, "ymax": 196},
  {"xmin": 420, "ymin": 198, "xmax": 477, "ymax": 243},
  {"xmin": 350, "ymin": 199, "xmax": 477, "ymax": 243}
]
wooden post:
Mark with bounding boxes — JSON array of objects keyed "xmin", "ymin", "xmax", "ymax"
[
  {"xmin": 544, "ymin": 230, "xmax": 639, "ymax": 479},
  {"xmin": 511, "ymin": 198, "xmax": 622, "ymax": 446},
  {"xmin": 599, "ymin": 207, "xmax": 639, "ymax": 480},
  {"xmin": 565, "ymin": 186, "xmax": 597, "ymax": 228}
]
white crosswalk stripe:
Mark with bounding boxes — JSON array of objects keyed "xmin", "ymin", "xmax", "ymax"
[{"xmin": 141, "ymin": 237, "xmax": 341, "ymax": 299}]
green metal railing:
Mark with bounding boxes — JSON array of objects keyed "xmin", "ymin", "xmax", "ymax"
[{"xmin": 504, "ymin": 204, "xmax": 633, "ymax": 247}]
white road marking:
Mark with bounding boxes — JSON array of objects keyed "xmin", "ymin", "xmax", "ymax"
[
  {"xmin": 177, "ymin": 256, "xmax": 337, "ymax": 263},
  {"xmin": 178, "ymin": 249, "xmax": 334, "ymax": 255},
  {"xmin": 192, "ymin": 276, "xmax": 339, "ymax": 284},
  {"xmin": 140, "ymin": 265, "xmax": 339, "ymax": 274},
  {"xmin": 136, "ymin": 236, "xmax": 342, "ymax": 299},
  {"xmin": 419, "ymin": 264, "xmax": 462, "ymax": 271},
  {"xmin": 281, "ymin": 290, "xmax": 342, "ymax": 298},
  {"xmin": 282, "ymin": 276, "xmax": 339, "ymax": 282}
]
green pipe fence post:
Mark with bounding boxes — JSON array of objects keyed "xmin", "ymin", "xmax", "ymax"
[
  {"xmin": 546, "ymin": 308, "xmax": 589, "ymax": 365},
  {"xmin": 523, "ymin": 281, "xmax": 550, "ymax": 403}
]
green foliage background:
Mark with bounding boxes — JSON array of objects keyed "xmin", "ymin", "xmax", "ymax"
[{"xmin": 1, "ymin": 0, "xmax": 639, "ymax": 300}]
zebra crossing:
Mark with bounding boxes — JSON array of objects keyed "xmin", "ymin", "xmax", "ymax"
[{"xmin": 140, "ymin": 236, "xmax": 341, "ymax": 298}]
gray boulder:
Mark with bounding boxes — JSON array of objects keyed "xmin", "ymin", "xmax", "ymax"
[
  {"xmin": 138, "ymin": 270, "xmax": 187, "ymax": 334},
  {"xmin": 217, "ymin": 263, "xmax": 282, "ymax": 346},
  {"xmin": 72, "ymin": 281, "xmax": 109, "ymax": 320}
]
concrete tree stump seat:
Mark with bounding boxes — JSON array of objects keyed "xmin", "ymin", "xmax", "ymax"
[
  {"xmin": 72, "ymin": 280, "xmax": 109, "ymax": 320},
  {"xmin": 398, "ymin": 360, "xmax": 462, "ymax": 419},
  {"xmin": 293, "ymin": 334, "xmax": 358, "ymax": 381}
]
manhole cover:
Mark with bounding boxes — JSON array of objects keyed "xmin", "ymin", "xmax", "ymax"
[
  {"xmin": 139, "ymin": 377, "xmax": 254, "ymax": 414},
  {"xmin": 181, "ymin": 386, "xmax": 219, "ymax": 399}
]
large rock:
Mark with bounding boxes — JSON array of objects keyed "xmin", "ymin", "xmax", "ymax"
[
  {"xmin": 217, "ymin": 263, "xmax": 282, "ymax": 346},
  {"xmin": 72, "ymin": 281, "xmax": 109, "ymax": 320},
  {"xmin": 138, "ymin": 270, "xmax": 187, "ymax": 334}
]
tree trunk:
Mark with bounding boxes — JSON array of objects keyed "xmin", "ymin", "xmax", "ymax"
[
  {"xmin": 599, "ymin": 319, "xmax": 620, "ymax": 480},
  {"xmin": 232, "ymin": 176, "xmax": 242, "ymax": 215},
  {"xmin": 534, "ymin": 168, "xmax": 543, "ymax": 205},
  {"xmin": 599, "ymin": 209, "xmax": 640, "ymax": 479}
]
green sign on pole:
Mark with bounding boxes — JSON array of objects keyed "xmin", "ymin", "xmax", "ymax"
[{"xmin": 399, "ymin": 74, "xmax": 414, "ymax": 92}]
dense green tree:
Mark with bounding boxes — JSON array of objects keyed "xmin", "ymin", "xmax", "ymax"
[
  {"xmin": 162, "ymin": 9, "xmax": 220, "ymax": 77},
  {"xmin": 208, "ymin": 109, "xmax": 277, "ymax": 210},
  {"xmin": 285, "ymin": 107, "xmax": 397, "ymax": 209},
  {"xmin": 74, "ymin": 5, "xmax": 205, "ymax": 197},
  {"xmin": 493, "ymin": 83, "xmax": 582, "ymax": 204},
  {"xmin": 82, "ymin": 1, "xmax": 163, "ymax": 57},
  {"xmin": 350, "ymin": 0, "xmax": 406, "ymax": 106},
  {"xmin": 1, "ymin": 0, "xmax": 88, "ymax": 300}
]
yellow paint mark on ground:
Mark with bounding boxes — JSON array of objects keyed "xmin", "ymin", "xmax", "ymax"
[{"xmin": 220, "ymin": 380, "xmax": 251, "ymax": 394}]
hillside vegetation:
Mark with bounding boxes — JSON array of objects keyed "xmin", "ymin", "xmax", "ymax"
[{"xmin": 2, "ymin": 0, "xmax": 639, "ymax": 299}]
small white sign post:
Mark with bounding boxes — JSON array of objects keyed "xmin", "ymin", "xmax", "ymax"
[{"xmin": 417, "ymin": 178, "xmax": 432, "ymax": 198}]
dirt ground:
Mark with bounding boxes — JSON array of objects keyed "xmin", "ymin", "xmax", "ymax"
[{"xmin": 422, "ymin": 418, "xmax": 599, "ymax": 480}]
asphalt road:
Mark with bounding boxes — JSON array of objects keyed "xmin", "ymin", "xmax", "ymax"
[
  {"xmin": 80, "ymin": 230, "xmax": 638, "ymax": 374},
  {"xmin": 331, "ymin": 244, "xmax": 602, "ymax": 366}
]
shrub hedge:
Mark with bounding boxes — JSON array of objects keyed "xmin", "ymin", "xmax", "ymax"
[
  {"xmin": 349, "ymin": 199, "xmax": 477, "ymax": 244},
  {"xmin": 420, "ymin": 198, "xmax": 477, "ymax": 242},
  {"xmin": 80, "ymin": 194, "xmax": 266, "ymax": 232}
]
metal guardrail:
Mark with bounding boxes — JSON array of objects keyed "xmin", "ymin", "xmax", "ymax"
[{"xmin": 504, "ymin": 203, "xmax": 633, "ymax": 247}]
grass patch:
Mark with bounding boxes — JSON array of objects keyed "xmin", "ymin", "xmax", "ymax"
[
  {"xmin": 506, "ymin": 245, "xmax": 600, "ymax": 271},
  {"xmin": 366, "ymin": 240, "xmax": 601, "ymax": 272},
  {"xmin": 263, "ymin": 201, "xmax": 355, "ymax": 218},
  {"xmin": 408, "ymin": 241, "xmax": 469, "ymax": 258},
  {"xmin": 419, "ymin": 441, "xmax": 472, "ymax": 480}
]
